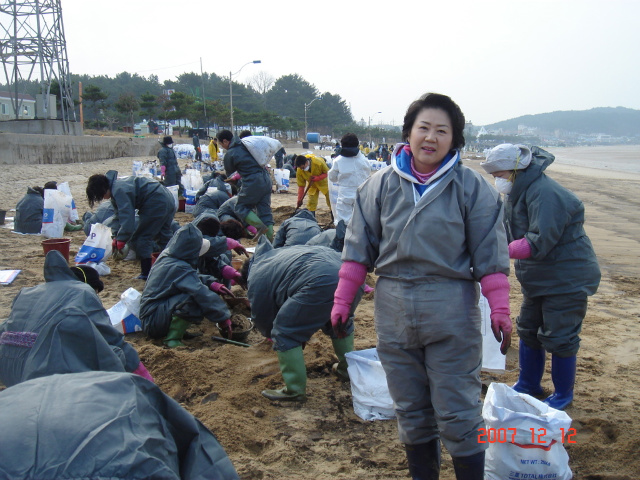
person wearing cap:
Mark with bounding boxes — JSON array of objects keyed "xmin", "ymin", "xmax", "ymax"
[
  {"xmin": 330, "ymin": 93, "xmax": 510, "ymax": 480},
  {"xmin": 157, "ymin": 135, "xmax": 182, "ymax": 193},
  {"xmin": 139, "ymin": 224, "xmax": 234, "ymax": 348},
  {"xmin": 0, "ymin": 250, "xmax": 152, "ymax": 388},
  {"xmin": 481, "ymin": 144, "xmax": 601, "ymax": 410},
  {"xmin": 327, "ymin": 132, "xmax": 371, "ymax": 225}
]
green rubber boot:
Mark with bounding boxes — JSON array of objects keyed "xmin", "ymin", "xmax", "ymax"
[
  {"xmin": 65, "ymin": 222, "xmax": 83, "ymax": 232},
  {"xmin": 266, "ymin": 224, "xmax": 274, "ymax": 242},
  {"xmin": 244, "ymin": 211, "xmax": 268, "ymax": 236},
  {"xmin": 262, "ymin": 346, "xmax": 307, "ymax": 402},
  {"xmin": 163, "ymin": 316, "xmax": 191, "ymax": 348},
  {"xmin": 331, "ymin": 333, "xmax": 354, "ymax": 381}
]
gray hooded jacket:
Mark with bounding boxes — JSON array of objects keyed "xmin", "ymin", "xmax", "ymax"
[
  {"xmin": 0, "ymin": 372, "xmax": 239, "ymax": 480},
  {"xmin": 505, "ymin": 147, "xmax": 600, "ymax": 297},
  {"xmin": 0, "ymin": 250, "xmax": 139, "ymax": 387},
  {"xmin": 140, "ymin": 224, "xmax": 229, "ymax": 338},
  {"xmin": 14, "ymin": 186, "xmax": 43, "ymax": 234},
  {"xmin": 272, "ymin": 209, "xmax": 322, "ymax": 248}
]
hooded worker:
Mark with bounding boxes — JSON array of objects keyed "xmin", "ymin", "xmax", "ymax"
[
  {"xmin": 243, "ymin": 238, "xmax": 364, "ymax": 402},
  {"xmin": 13, "ymin": 186, "xmax": 44, "ymax": 234},
  {"xmin": 481, "ymin": 144, "xmax": 601, "ymax": 410},
  {"xmin": 0, "ymin": 250, "xmax": 151, "ymax": 387},
  {"xmin": 139, "ymin": 223, "xmax": 233, "ymax": 347},
  {"xmin": 0, "ymin": 371, "xmax": 239, "ymax": 479},
  {"xmin": 272, "ymin": 209, "xmax": 322, "ymax": 248}
]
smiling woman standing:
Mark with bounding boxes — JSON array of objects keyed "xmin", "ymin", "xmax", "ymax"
[{"xmin": 331, "ymin": 93, "xmax": 511, "ymax": 480}]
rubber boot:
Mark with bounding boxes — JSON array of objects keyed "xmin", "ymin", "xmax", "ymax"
[
  {"xmin": 405, "ymin": 440, "xmax": 441, "ymax": 480},
  {"xmin": 244, "ymin": 211, "xmax": 268, "ymax": 240},
  {"xmin": 544, "ymin": 355, "xmax": 576, "ymax": 410},
  {"xmin": 163, "ymin": 316, "xmax": 191, "ymax": 348},
  {"xmin": 65, "ymin": 221, "xmax": 83, "ymax": 232},
  {"xmin": 262, "ymin": 346, "xmax": 307, "ymax": 401},
  {"xmin": 137, "ymin": 257, "xmax": 152, "ymax": 280},
  {"xmin": 266, "ymin": 224, "xmax": 274, "ymax": 242},
  {"xmin": 451, "ymin": 451, "xmax": 485, "ymax": 480},
  {"xmin": 331, "ymin": 333, "xmax": 354, "ymax": 381},
  {"xmin": 512, "ymin": 340, "xmax": 545, "ymax": 396}
]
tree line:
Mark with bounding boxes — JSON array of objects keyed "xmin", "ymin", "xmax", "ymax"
[{"xmin": 2, "ymin": 71, "xmax": 402, "ymax": 143}]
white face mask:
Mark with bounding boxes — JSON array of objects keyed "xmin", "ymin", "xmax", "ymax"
[
  {"xmin": 167, "ymin": 143, "xmax": 173, "ymax": 148},
  {"xmin": 495, "ymin": 177, "xmax": 513, "ymax": 195},
  {"xmin": 303, "ymin": 165, "xmax": 310, "ymax": 172}
]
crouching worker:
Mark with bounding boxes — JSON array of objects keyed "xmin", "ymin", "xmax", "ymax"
[
  {"xmin": 242, "ymin": 238, "xmax": 364, "ymax": 402},
  {"xmin": 0, "ymin": 250, "xmax": 151, "ymax": 387},
  {"xmin": 0, "ymin": 372, "xmax": 239, "ymax": 479},
  {"xmin": 272, "ymin": 208, "xmax": 322, "ymax": 248},
  {"xmin": 139, "ymin": 223, "xmax": 234, "ymax": 347}
]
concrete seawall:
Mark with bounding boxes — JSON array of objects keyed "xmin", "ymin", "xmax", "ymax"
[{"xmin": 0, "ymin": 133, "xmax": 160, "ymax": 165}]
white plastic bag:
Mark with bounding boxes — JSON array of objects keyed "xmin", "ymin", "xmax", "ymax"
[
  {"xmin": 181, "ymin": 168, "xmax": 203, "ymax": 191},
  {"xmin": 166, "ymin": 185, "xmax": 179, "ymax": 211},
  {"xmin": 57, "ymin": 182, "xmax": 79, "ymax": 222},
  {"xmin": 480, "ymin": 293, "xmax": 506, "ymax": 372},
  {"xmin": 184, "ymin": 189, "xmax": 197, "ymax": 214},
  {"xmin": 483, "ymin": 383, "xmax": 573, "ymax": 480},
  {"xmin": 75, "ymin": 223, "xmax": 113, "ymax": 264},
  {"xmin": 345, "ymin": 348, "xmax": 395, "ymax": 421},
  {"xmin": 106, "ymin": 287, "xmax": 142, "ymax": 334},
  {"xmin": 241, "ymin": 136, "xmax": 282, "ymax": 166},
  {"xmin": 273, "ymin": 168, "xmax": 290, "ymax": 192},
  {"xmin": 41, "ymin": 189, "xmax": 69, "ymax": 238}
]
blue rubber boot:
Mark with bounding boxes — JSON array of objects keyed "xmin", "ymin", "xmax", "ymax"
[
  {"xmin": 452, "ymin": 451, "xmax": 484, "ymax": 480},
  {"xmin": 544, "ymin": 355, "xmax": 576, "ymax": 410},
  {"xmin": 405, "ymin": 439, "xmax": 441, "ymax": 480},
  {"xmin": 512, "ymin": 340, "xmax": 545, "ymax": 396}
]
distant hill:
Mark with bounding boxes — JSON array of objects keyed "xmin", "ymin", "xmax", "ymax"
[{"xmin": 484, "ymin": 107, "xmax": 640, "ymax": 137}]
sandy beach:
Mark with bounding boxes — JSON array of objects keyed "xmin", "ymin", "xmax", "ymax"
[{"xmin": 0, "ymin": 143, "xmax": 638, "ymax": 479}]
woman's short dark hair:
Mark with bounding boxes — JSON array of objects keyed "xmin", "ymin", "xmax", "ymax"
[
  {"xmin": 195, "ymin": 217, "xmax": 220, "ymax": 237},
  {"xmin": 294, "ymin": 155, "xmax": 308, "ymax": 168},
  {"xmin": 402, "ymin": 93, "xmax": 466, "ymax": 150},
  {"xmin": 44, "ymin": 181, "xmax": 58, "ymax": 190},
  {"xmin": 239, "ymin": 130, "xmax": 252, "ymax": 139},
  {"xmin": 220, "ymin": 219, "xmax": 245, "ymax": 240},
  {"xmin": 86, "ymin": 174, "xmax": 110, "ymax": 208},
  {"xmin": 340, "ymin": 133, "xmax": 359, "ymax": 148}
]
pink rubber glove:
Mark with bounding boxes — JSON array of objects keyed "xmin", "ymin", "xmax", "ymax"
[
  {"xmin": 509, "ymin": 238, "xmax": 532, "ymax": 259},
  {"xmin": 132, "ymin": 361, "xmax": 154, "ymax": 382},
  {"xmin": 331, "ymin": 261, "xmax": 367, "ymax": 338},
  {"xmin": 480, "ymin": 272, "xmax": 512, "ymax": 355},
  {"xmin": 218, "ymin": 319, "xmax": 233, "ymax": 339},
  {"xmin": 115, "ymin": 240, "xmax": 126, "ymax": 251},
  {"xmin": 210, "ymin": 282, "xmax": 233, "ymax": 296},
  {"xmin": 160, "ymin": 165, "xmax": 166, "ymax": 176},
  {"xmin": 222, "ymin": 265, "xmax": 241, "ymax": 281},
  {"xmin": 226, "ymin": 237, "xmax": 248, "ymax": 256},
  {"xmin": 246, "ymin": 225, "xmax": 258, "ymax": 236},
  {"xmin": 228, "ymin": 171, "xmax": 241, "ymax": 182},
  {"xmin": 363, "ymin": 285, "xmax": 375, "ymax": 294}
]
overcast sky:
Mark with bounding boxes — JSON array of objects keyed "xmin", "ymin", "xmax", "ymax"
[{"xmin": 60, "ymin": 0, "xmax": 640, "ymax": 127}]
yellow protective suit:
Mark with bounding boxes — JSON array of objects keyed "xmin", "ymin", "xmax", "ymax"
[{"xmin": 296, "ymin": 155, "xmax": 331, "ymax": 212}]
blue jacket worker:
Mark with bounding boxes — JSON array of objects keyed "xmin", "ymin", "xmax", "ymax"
[{"xmin": 157, "ymin": 135, "xmax": 182, "ymax": 192}]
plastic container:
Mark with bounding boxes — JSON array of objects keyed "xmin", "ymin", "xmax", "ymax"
[
  {"xmin": 178, "ymin": 197, "xmax": 186, "ymax": 212},
  {"xmin": 42, "ymin": 238, "xmax": 71, "ymax": 262},
  {"xmin": 231, "ymin": 258, "xmax": 244, "ymax": 271},
  {"xmin": 306, "ymin": 132, "xmax": 321, "ymax": 144}
]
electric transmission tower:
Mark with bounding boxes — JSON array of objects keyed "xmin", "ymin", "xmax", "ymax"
[{"xmin": 0, "ymin": 0, "xmax": 76, "ymax": 133}]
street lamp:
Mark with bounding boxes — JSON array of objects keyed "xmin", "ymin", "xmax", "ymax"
[
  {"xmin": 229, "ymin": 60, "xmax": 261, "ymax": 133},
  {"xmin": 368, "ymin": 111, "xmax": 382, "ymax": 146},
  {"xmin": 304, "ymin": 97, "xmax": 322, "ymax": 139}
]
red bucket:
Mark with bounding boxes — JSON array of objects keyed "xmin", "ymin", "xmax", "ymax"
[
  {"xmin": 42, "ymin": 238, "xmax": 71, "ymax": 262},
  {"xmin": 178, "ymin": 198, "xmax": 186, "ymax": 212}
]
